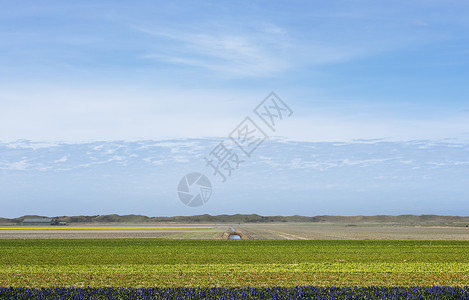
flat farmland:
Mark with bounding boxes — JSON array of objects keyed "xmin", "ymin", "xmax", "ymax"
[
  {"xmin": 1, "ymin": 223, "xmax": 468, "ymax": 240},
  {"xmin": 1, "ymin": 239, "xmax": 469, "ymax": 287},
  {"xmin": 237, "ymin": 223, "xmax": 469, "ymax": 240},
  {"xmin": 0, "ymin": 225, "xmax": 225, "ymax": 239}
]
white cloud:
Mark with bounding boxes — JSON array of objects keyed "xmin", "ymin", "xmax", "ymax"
[
  {"xmin": 0, "ymin": 160, "xmax": 30, "ymax": 170},
  {"xmin": 54, "ymin": 156, "xmax": 68, "ymax": 163},
  {"xmin": 136, "ymin": 25, "xmax": 387, "ymax": 78},
  {"xmin": 137, "ymin": 26, "xmax": 292, "ymax": 77}
]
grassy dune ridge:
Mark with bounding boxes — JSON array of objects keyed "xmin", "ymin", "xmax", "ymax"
[{"xmin": 2, "ymin": 214, "xmax": 469, "ymax": 225}]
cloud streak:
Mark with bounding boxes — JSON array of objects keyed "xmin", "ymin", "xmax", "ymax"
[{"xmin": 136, "ymin": 25, "xmax": 293, "ymax": 77}]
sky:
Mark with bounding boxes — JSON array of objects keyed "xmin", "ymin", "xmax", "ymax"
[{"xmin": 0, "ymin": 1, "xmax": 468, "ymax": 217}]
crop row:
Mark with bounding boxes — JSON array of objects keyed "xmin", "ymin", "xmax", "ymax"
[
  {"xmin": 2, "ymin": 239, "xmax": 469, "ymax": 266},
  {"xmin": 2, "ymin": 286, "xmax": 469, "ymax": 299},
  {"xmin": 1, "ymin": 262, "xmax": 469, "ymax": 274},
  {"xmin": 2, "ymin": 272, "xmax": 468, "ymax": 288}
]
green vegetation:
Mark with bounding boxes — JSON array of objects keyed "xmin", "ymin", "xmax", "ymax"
[{"xmin": 1, "ymin": 239, "xmax": 469, "ymax": 287}]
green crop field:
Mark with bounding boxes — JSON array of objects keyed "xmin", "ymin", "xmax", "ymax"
[{"xmin": 1, "ymin": 239, "xmax": 468, "ymax": 287}]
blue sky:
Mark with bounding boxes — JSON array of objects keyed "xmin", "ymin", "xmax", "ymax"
[
  {"xmin": 1, "ymin": 0, "xmax": 468, "ymax": 142},
  {"xmin": 1, "ymin": 139, "xmax": 468, "ymax": 218},
  {"xmin": 1, "ymin": 1, "xmax": 469, "ymax": 217}
]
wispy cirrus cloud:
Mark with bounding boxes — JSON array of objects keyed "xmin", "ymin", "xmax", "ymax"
[
  {"xmin": 134, "ymin": 23, "xmax": 394, "ymax": 78},
  {"xmin": 132, "ymin": 19, "xmax": 441, "ymax": 79},
  {"xmin": 135, "ymin": 25, "xmax": 293, "ymax": 77}
]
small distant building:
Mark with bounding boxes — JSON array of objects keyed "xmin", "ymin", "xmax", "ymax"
[
  {"xmin": 22, "ymin": 218, "xmax": 67, "ymax": 226},
  {"xmin": 51, "ymin": 219, "xmax": 67, "ymax": 226},
  {"xmin": 22, "ymin": 218, "xmax": 53, "ymax": 225}
]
